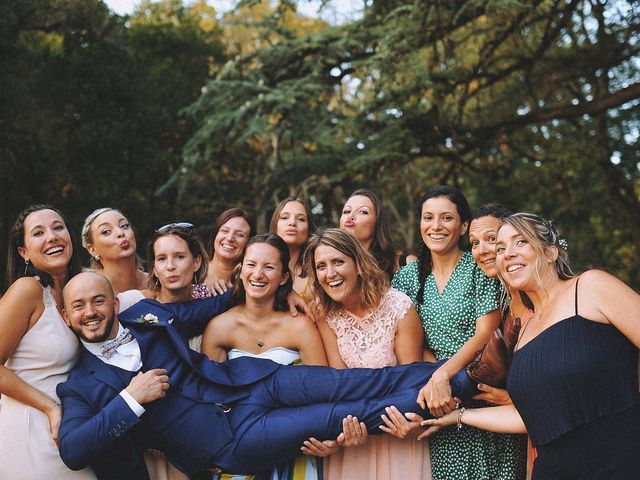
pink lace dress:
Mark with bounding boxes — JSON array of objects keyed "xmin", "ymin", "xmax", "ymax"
[{"xmin": 322, "ymin": 288, "xmax": 432, "ymax": 480}]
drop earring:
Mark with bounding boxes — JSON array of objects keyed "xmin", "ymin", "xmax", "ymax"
[{"xmin": 24, "ymin": 259, "xmax": 29, "ymax": 275}]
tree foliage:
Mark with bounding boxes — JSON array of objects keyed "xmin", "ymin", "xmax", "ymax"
[
  {"xmin": 0, "ymin": 0, "xmax": 226, "ymax": 289},
  {"xmin": 177, "ymin": 0, "xmax": 640, "ymax": 286},
  {"xmin": 1, "ymin": 0, "xmax": 638, "ymax": 291}
]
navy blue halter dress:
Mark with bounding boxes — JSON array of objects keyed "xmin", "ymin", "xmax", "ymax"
[{"xmin": 507, "ymin": 278, "xmax": 640, "ymax": 479}]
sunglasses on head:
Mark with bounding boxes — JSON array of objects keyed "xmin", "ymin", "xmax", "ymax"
[{"xmin": 155, "ymin": 222, "xmax": 195, "ymax": 233}]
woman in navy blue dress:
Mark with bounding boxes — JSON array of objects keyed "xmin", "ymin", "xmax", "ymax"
[{"xmin": 422, "ymin": 212, "xmax": 640, "ymax": 479}]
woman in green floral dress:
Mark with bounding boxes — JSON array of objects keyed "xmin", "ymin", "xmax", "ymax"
[{"xmin": 392, "ymin": 186, "xmax": 526, "ymax": 480}]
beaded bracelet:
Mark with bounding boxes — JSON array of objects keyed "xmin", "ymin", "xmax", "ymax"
[{"xmin": 457, "ymin": 407, "xmax": 466, "ymax": 431}]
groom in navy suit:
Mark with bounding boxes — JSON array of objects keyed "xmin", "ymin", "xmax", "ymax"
[{"xmin": 58, "ymin": 272, "xmax": 475, "ymax": 479}]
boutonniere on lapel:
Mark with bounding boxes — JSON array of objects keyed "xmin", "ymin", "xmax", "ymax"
[{"xmin": 136, "ymin": 313, "xmax": 159, "ymax": 325}]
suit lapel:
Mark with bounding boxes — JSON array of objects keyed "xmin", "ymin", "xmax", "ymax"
[
  {"xmin": 79, "ymin": 346, "xmax": 129, "ymax": 392},
  {"xmin": 121, "ymin": 314, "xmax": 198, "ymax": 371}
]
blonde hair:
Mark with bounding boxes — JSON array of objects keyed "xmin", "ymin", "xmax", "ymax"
[
  {"xmin": 82, "ymin": 208, "xmax": 119, "ymax": 269},
  {"xmin": 497, "ymin": 213, "xmax": 575, "ymax": 305},
  {"xmin": 304, "ymin": 228, "xmax": 389, "ymax": 320}
]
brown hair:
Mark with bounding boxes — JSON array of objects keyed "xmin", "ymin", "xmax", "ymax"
[
  {"xmin": 269, "ymin": 196, "xmax": 315, "ymax": 277},
  {"xmin": 230, "ymin": 233, "xmax": 292, "ymax": 312},
  {"xmin": 146, "ymin": 225, "xmax": 208, "ymax": 292},
  {"xmin": 344, "ymin": 189, "xmax": 396, "ymax": 279},
  {"xmin": 304, "ymin": 228, "xmax": 389, "ymax": 320},
  {"xmin": 207, "ymin": 208, "xmax": 252, "ymax": 261}
]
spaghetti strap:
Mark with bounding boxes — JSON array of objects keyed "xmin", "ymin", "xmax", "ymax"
[{"xmin": 574, "ymin": 277, "xmax": 580, "ymax": 316}]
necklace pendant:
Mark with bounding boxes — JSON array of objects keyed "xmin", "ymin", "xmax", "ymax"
[{"xmin": 257, "ymin": 339, "xmax": 264, "ymax": 347}]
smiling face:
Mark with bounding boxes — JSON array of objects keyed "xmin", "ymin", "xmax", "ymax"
[
  {"xmin": 240, "ymin": 242, "xmax": 288, "ymax": 302},
  {"xmin": 495, "ymin": 223, "xmax": 540, "ymax": 291},
  {"xmin": 469, "ymin": 215, "xmax": 501, "ymax": 278},
  {"xmin": 63, "ymin": 272, "xmax": 120, "ymax": 343},
  {"xmin": 276, "ymin": 201, "xmax": 309, "ymax": 248},
  {"xmin": 153, "ymin": 234, "xmax": 202, "ymax": 295},
  {"xmin": 420, "ymin": 196, "xmax": 468, "ymax": 255},
  {"xmin": 214, "ymin": 216, "xmax": 251, "ymax": 263},
  {"xmin": 18, "ymin": 209, "xmax": 73, "ymax": 278},
  {"xmin": 340, "ymin": 195, "xmax": 377, "ymax": 248},
  {"xmin": 87, "ymin": 210, "xmax": 136, "ymax": 262},
  {"xmin": 313, "ymin": 244, "xmax": 361, "ymax": 310}
]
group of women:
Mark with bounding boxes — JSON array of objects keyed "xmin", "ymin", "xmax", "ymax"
[{"xmin": 1, "ymin": 185, "xmax": 639, "ymax": 480}]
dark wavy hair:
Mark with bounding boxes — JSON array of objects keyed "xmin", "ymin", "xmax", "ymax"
[
  {"xmin": 345, "ymin": 189, "xmax": 396, "ymax": 279},
  {"xmin": 269, "ymin": 196, "xmax": 315, "ymax": 278},
  {"xmin": 415, "ymin": 186, "xmax": 472, "ymax": 305},
  {"xmin": 207, "ymin": 208, "xmax": 252, "ymax": 261},
  {"xmin": 473, "ymin": 203, "xmax": 513, "ymax": 221},
  {"xmin": 146, "ymin": 224, "xmax": 208, "ymax": 292},
  {"xmin": 230, "ymin": 233, "xmax": 293, "ymax": 312},
  {"xmin": 6, "ymin": 204, "xmax": 83, "ymax": 288}
]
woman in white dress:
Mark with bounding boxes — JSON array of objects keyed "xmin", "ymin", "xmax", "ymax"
[
  {"xmin": 202, "ymin": 233, "xmax": 365, "ymax": 479},
  {"xmin": 0, "ymin": 205, "xmax": 96, "ymax": 480}
]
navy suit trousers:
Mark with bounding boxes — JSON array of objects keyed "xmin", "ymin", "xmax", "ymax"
[{"xmin": 214, "ymin": 359, "xmax": 475, "ymax": 473}]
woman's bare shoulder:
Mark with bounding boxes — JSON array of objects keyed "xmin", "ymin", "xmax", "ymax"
[{"xmin": 2, "ymin": 276, "xmax": 43, "ymax": 303}]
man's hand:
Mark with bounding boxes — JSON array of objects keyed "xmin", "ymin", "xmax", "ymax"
[{"xmin": 126, "ymin": 369, "xmax": 170, "ymax": 404}]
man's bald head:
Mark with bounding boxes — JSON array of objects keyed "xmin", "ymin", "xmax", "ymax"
[
  {"xmin": 63, "ymin": 271, "xmax": 115, "ymax": 307},
  {"xmin": 62, "ymin": 271, "xmax": 120, "ymax": 343}
]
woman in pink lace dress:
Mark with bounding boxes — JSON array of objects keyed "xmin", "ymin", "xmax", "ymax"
[{"xmin": 304, "ymin": 228, "xmax": 433, "ymax": 480}]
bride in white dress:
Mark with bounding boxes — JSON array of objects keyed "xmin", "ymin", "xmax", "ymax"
[
  {"xmin": 202, "ymin": 233, "xmax": 339, "ymax": 480},
  {"xmin": 0, "ymin": 206, "xmax": 96, "ymax": 480}
]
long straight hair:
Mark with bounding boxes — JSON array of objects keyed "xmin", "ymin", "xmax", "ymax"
[
  {"xmin": 269, "ymin": 196, "xmax": 315, "ymax": 277},
  {"xmin": 346, "ymin": 189, "xmax": 396, "ymax": 279}
]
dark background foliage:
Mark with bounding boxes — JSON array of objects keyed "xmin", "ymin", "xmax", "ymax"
[{"xmin": 1, "ymin": 0, "xmax": 638, "ymax": 291}]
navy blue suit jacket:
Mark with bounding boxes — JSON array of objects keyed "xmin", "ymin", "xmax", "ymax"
[{"xmin": 57, "ymin": 293, "xmax": 280, "ymax": 479}]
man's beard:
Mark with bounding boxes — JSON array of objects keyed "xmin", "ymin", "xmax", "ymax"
[{"xmin": 74, "ymin": 310, "xmax": 117, "ymax": 343}]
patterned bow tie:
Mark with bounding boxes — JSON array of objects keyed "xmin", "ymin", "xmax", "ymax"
[{"xmin": 101, "ymin": 328, "xmax": 134, "ymax": 359}]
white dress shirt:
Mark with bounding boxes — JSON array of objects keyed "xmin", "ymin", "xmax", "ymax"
[{"xmin": 82, "ymin": 324, "xmax": 145, "ymax": 416}]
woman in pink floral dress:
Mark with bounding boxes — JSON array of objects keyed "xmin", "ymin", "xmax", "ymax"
[{"xmin": 305, "ymin": 228, "xmax": 433, "ymax": 480}]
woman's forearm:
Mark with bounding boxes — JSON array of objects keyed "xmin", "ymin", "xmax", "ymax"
[
  {"xmin": 0, "ymin": 365, "xmax": 59, "ymax": 413},
  {"xmin": 461, "ymin": 405, "xmax": 527, "ymax": 434}
]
